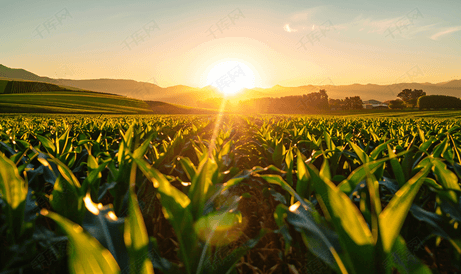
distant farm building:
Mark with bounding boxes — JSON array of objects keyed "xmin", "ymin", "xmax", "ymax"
[{"xmin": 363, "ymin": 99, "xmax": 389, "ymax": 109}]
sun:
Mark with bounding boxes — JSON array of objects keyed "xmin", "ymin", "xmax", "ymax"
[{"xmin": 206, "ymin": 60, "xmax": 256, "ymax": 96}]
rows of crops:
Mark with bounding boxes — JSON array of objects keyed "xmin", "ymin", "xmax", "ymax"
[
  {"xmin": 2, "ymin": 81, "xmax": 70, "ymax": 94},
  {"xmin": 0, "ymin": 114, "xmax": 460, "ymax": 273},
  {"xmin": 0, "ymin": 92, "xmax": 152, "ymax": 114}
]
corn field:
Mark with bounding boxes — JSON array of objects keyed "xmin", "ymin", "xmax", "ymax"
[{"xmin": 0, "ymin": 114, "xmax": 460, "ymax": 274}]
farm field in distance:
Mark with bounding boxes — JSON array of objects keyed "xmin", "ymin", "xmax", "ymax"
[
  {"xmin": 0, "ymin": 91, "xmax": 152, "ymax": 114},
  {"xmin": 329, "ymin": 109, "xmax": 461, "ymax": 119},
  {"xmin": 1, "ymin": 113, "xmax": 460, "ymax": 274}
]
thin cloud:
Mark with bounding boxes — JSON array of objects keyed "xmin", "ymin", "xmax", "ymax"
[
  {"xmin": 335, "ymin": 14, "xmax": 438, "ymax": 39},
  {"xmin": 284, "ymin": 6, "xmax": 333, "ymax": 32},
  {"xmin": 430, "ymin": 26, "xmax": 461, "ymax": 40},
  {"xmin": 346, "ymin": 14, "xmax": 403, "ymax": 33},
  {"xmin": 283, "ymin": 24, "xmax": 298, "ymax": 33}
]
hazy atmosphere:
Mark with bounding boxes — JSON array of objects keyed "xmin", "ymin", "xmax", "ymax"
[
  {"xmin": 1, "ymin": 0, "xmax": 461, "ymax": 88},
  {"xmin": 1, "ymin": 1, "xmax": 461, "ymax": 274}
]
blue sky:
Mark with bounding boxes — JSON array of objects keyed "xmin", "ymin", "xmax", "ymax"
[{"xmin": 1, "ymin": 0, "xmax": 460, "ymax": 88}]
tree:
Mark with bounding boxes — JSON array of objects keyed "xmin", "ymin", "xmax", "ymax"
[
  {"xmin": 344, "ymin": 96, "xmax": 363, "ymax": 110},
  {"xmin": 328, "ymin": 98, "xmax": 345, "ymax": 110},
  {"xmin": 397, "ymin": 89, "xmax": 426, "ymax": 108},
  {"xmin": 388, "ymin": 99, "xmax": 405, "ymax": 109},
  {"xmin": 418, "ymin": 95, "xmax": 461, "ymax": 109},
  {"xmin": 298, "ymin": 89, "xmax": 329, "ymax": 111}
]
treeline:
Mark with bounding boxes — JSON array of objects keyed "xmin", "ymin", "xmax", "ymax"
[
  {"xmin": 197, "ymin": 89, "xmax": 365, "ymax": 114},
  {"xmin": 195, "ymin": 88, "xmax": 461, "ymax": 113},
  {"xmin": 389, "ymin": 89, "xmax": 461, "ymax": 110},
  {"xmin": 418, "ymin": 95, "xmax": 461, "ymax": 109}
]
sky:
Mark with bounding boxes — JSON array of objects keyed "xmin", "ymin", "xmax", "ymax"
[{"xmin": 1, "ymin": 0, "xmax": 460, "ymax": 88}]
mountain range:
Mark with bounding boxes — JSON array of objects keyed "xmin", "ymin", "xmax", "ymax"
[{"xmin": 1, "ymin": 64, "xmax": 460, "ymax": 107}]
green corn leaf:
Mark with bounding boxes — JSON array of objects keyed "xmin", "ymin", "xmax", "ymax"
[
  {"xmin": 431, "ymin": 158, "xmax": 460, "ymax": 193},
  {"xmin": 348, "ymin": 140, "xmax": 369, "ymax": 164},
  {"xmin": 379, "ymin": 164, "xmax": 431, "ymax": 253},
  {"xmin": 49, "ymin": 157, "xmax": 82, "ymax": 192},
  {"xmin": 41, "ymin": 209, "xmax": 121, "ymax": 274},
  {"xmin": 296, "ymin": 149, "xmax": 310, "ymax": 199},
  {"xmin": 188, "ymin": 157, "xmax": 213, "ymax": 220},
  {"xmin": 384, "ymin": 235, "xmax": 432, "ymax": 274},
  {"xmin": 387, "ymin": 145, "xmax": 406, "ymax": 187},
  {"xmin": 133, "ymin": 157, "xmax": 197, "ymax": 273},
  {"xmin": 285, "ymin": 147, "xmax": 293, "ymax": 186},
  {"xmin": 272, "ymin": 136, "xmax": 285, "ymax": 167},
  {"xmin": 121, "ymin": 123, "xmax": 135, "ymax": 150},
  {"xmin": 117, "ymin": 138, "xmax": 126, "ymax": 166},
  {"xmin": 417, "ymin": 126, "xmax": 426, "ymax": 143},
  {"xmin": 308, "ymin": 163, "xmax": 374, "ymax": 245},
  {"xmin": 282, "ymin": 201, "xmax": 348, "ymax": 273},
  {"xmin": 324, "ymin": 131, "xmax": 336, "ymax": 151},
  {"xmin": 432, "ymin": 138, "xmax": 448, "ymax": 158},
  {"xmin": 218, "ymin": 140, "xmax": 232, "ymax": 158},
  {"xmin": 369, "ymin": 140, "xmax": 393, "ymax": 160},
  {"xmin": 179, "ymin": 156, "xmax": 197, "ymax": 181},
  {"xmin": 51, "ymin": 175, "xmax": 85, "ymax": 224},
  {"xmin": 82, "ymin": 194, "xmax": 128, "ymax": 271},
  {"xmin": 0, "ymin": 152, "xmax": 27, "ymax": 240},
  {"xmin": 37, "ymin": 134, "xmax": 56, "ymax": 156},
  {"xmin": 133, "ymin": 133, "xmax": 154, "ymax": 160},
  {"xmin": 57, "ymin": 127, "xmax": 71, "ymax": 155},
  {"xmin": 259, "ymin": 174, "xmax": 308, "ymax": 208},
  {"xmin": 418, "ymin": 137, "xmax": 435, "ymax": 154},
  {"xmin": 307, "ymin": 163, "xmax": 375, "ymax": 273},
  {"xmin": 82, "ymin": 159, "xmax": 111, "ymax": 201},
  {"xmin": 338, "ymin": 158, "xmax": 387, "ymax": 195},
  {"xmin": 124, "ymin": 165, "xmax": 154, "ymax": 274},
  {"xmin": 219, "ymin": 170, "xmax": 251, "ymax": 193},
  {"xmin": 320, "ymin": 157, "xmax": 332, "ymax": 181}
]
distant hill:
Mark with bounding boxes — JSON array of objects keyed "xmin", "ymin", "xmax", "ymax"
[
  {"xmin": 0, "ymin": 90, "xmax": 152, "ymax": 114},
  {"xmin": 0, "ymin": 78, "xmax": 222, "ymax": 114},
  {"xmin": 0, "ymin": 64, "xmax": 58, "ymax": 83},
  {"xmin": 1, "ymin": 64, "xmax": 461, "ymax": 107},
  {"xmin": 0, "ymin": 80, "xmax": 72, "ymax": 94}
]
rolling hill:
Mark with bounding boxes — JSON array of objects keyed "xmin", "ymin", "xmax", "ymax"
[
  {"xmin": 0, "ymin": 79, "xmax": 221, "ymax": 114},
  {"xmin": 0, "ymin": 90, "xmax": 152, "ymax": 114},
  {"xmin": 1, "ymin": 64, "xmax": 461, "ymax": 108}
]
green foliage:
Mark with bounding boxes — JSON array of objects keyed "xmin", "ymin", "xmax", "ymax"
[
  {"xmin": 124, "ymin": 165, "xmax": 154, "ymax": 274},
  {"xmin": 0, "ymin": 152, "xmax": 28, "ymax": 241},
  {"xmin": 344, "ymin": 96, "xmax": 364, "ymax": 110},
  {"xmin": 398, "ymin": 89, "xmax": 426, "ymax": 108},
  {"xmin": 388, "ymin": 99, "xmax": 405, "ymax": 109},
  {"xmin": 1, "ymin": 113, "xmax": 461, "ymax": 273},
  {"xmin": 418, "ymin": 95, "xmax": 461, "ymax": 109},
  {"xmin": 42, "ymin": 209, "xmax": 121, "ymax": 274}
]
